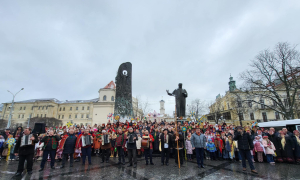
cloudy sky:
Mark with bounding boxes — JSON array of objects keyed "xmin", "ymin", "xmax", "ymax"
[{"xmin": 1, "ymin": 0, "xmax": 300, "ymax": 116}]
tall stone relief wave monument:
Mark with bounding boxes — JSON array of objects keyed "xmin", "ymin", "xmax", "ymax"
[{"xmin": 114, "ymin": 62, "xmax": 134, "ymax": 123}]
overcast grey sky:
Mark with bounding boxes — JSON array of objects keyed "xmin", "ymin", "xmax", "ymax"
[{"xmin": 1, "ymin": 0, "xmax": 300, "ymax": 116}]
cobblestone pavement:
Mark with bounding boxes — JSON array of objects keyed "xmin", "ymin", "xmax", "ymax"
[{"xmin": 1, "ymin": 156, "xmax": 300, "ymax": 180}]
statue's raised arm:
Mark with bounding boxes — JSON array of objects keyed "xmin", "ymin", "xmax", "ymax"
[{"xmin": 166, "ymin": 90, "xmax": 174, "ymax": 96}]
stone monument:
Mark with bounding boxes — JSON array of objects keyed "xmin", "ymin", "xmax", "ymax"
[{"xmin": 114, "ymin": 62, "xmax": 134, "ymax": 121}]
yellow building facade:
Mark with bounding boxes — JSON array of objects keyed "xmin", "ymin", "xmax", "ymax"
[{"xmin": 0, "ymin": 81, "xmax": 142, "ymax": 127}]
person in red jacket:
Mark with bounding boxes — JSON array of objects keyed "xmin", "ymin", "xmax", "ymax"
[
  {"xmin": 75, "ymin": 129, "xmax": 93, "ymax": 165},
  {"xmin": 143, "ymin": 130, "xmax": 154, "ymax": 165},
  {"xmin": 115, "ymin": 128, "xmax": 126, "ymax": 165}
]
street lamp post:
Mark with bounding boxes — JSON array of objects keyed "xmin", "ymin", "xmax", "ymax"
[{"xmin": 7, "ymin": 88, "xmax": 24, "ymax": 129}]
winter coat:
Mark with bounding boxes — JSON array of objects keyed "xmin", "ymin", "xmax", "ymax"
[
  {"xmin": 292, "ymin": 135, "xmax": 300, "ymax": 158},
  {"xmin": 262, "ymin": 139, "xmax": 276, "ymax": 155},
  {"xmin": 172, "ymin": 134, "xmax": 184, "ymax": 149},
  {"xmin": 233, "ymin": 131, "xmax": 254, "ymax": 150},
  {"xmin": 159, "ymin": 133, "xmax": 172, "ymax": 150},
  {"xmin": 126, "ymin": 132, "xmax": 138, "ymax": 149},
  {"xmin": 253, "ymin": 141, "xmax": 264, "ymax": 152},
  {"xmin": 185, "ymin": 139, "xmax": 193, "ymax": 154},
  {"xmin": 206, "ymin": 143, "xmax": 216, "ymax": 152},
  {"xmin": 62, "ymin": 134, "xmax": 77, "ymax": 154},
  {"xmin": 152, "ymin": 132, "xmax": 160, "ymax": 151},
  {"xmin": 190, "ymin": 133, "xmax": 206, "ymax": 148}
]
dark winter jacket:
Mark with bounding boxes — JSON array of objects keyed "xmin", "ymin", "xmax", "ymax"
[
  {"xmin": 172, "ymin": 134, "xmax": 184, "ymax": 149},
  {"xmin": 14, "ymin": 133, "xmax": 38, "ymax": 156},
  {"xmin": 160, "ymin": 133, "xmax": 172, "ymax": 150},
  {"xmin": 233, "ymin": 131, "xmax": 254, "ymax": 150},
  {"xmin": 63, "ymin": 133, "xmax": 77, "ymax": 154}
]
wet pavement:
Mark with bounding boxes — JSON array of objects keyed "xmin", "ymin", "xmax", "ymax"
[{"xmin": 0, "ymin": 156, "xmax": 300, "ymax": 180}]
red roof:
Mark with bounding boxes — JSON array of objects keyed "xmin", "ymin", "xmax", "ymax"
[{"xmin": 104, "ymin": 81, "xmax": 116, "ymax": 89}]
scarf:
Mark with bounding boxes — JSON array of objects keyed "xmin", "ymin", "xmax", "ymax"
[
  {"xmin": 295, "ymin": 136, "xmax": 300, "ymax": 146},
  {"xmin": 281, "ymin": 136, "xmax": 286, "ymax": 150},
  {"xmin": 164, "ymin": 134, "xmax": 168, "ymax": 144}
]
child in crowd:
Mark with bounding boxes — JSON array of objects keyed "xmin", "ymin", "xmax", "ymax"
[
  {"xmin": 262, "ymin": 136, "xmax": 276, "ymax": 165},
  {"xmin": 206, "ymin": 139, "xmax": 217, "ymax": 160},
  {"xmin": 253, "ymin": 136, "xmax": 265, "ymax": 162},
  {"xmin": 185, "ymin": 133, "xmax": 193, "ymax": 161}
]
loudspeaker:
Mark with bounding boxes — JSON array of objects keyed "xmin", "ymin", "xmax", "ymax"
[{"xmin": 32, "ymin": 123, "xmax": 46, "ymax": 134}]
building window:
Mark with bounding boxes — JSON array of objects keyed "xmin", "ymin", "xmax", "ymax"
[
  {"xmin": 70, "ymin": 107, "xmax": 72, "ymax": 111},
  {"xmin": 60, "ymin": 107, "xmax": 62, "ymax": 111},
  {"xmin": 31, "ymin": 106, "xmax": 34, "ymax": 110},
  {"xmin": 18, "ymin": 114, "xmax": 20, "ymax": 118},
  {"xmin": 111, "ymin": 96, "xmax": 114, "ymax": 101},
  {"xmin": 82, "ymin": 107, "xmax": 84, "ymax": 110},
  {"xmin": 39, "ymin": 106, "xmax": 41, "ymax": 110},
  {"xmin": 37, "ymin": 114, "xmax": 39, "ymax": 118},
  {"xmin": 238, "ymin": 113, "xmax": 244, "ymax": 120},
  {"xmin": 58, "ymin": 115, "xmax": 60, "ymax": 119},
  {"xmin": 75, "ymin": 114, "xmax": 77, "ymax": 118},
  {"xmin": 262, "ymin": 112, "xmax": 267, "ymax": 122},
  {"xmin": 69, "ymin": 115, "xmax": 71, "ymax": 119},
  {"xmin": 41, "ymin": 114, "xmax": 43, "ymax": 118},
  {"xmin": 260, "ymin": 100, "xmax": 265, "ymax": 109},
  {"xmin": 63, "ymin": 107, "xmax": 65, "ymax": 111},
  {"xmin": 250, "ymin": 113, "xmax": 254, "ymax": 120},
  {"xmin": 86, "ymin": 114, "xmax": 89, "ymax": 118},
  {"xmin": 24, "ymin": 106, "xmax": 26, "ymax": 110},
  {"xmin": 103, "ymin": 95, "xmax": 107, "ymax": 101},
  {"xmin": 275, "ymin": 112, "xmax": 280, "ymax": 120},
  {"xmin": 42, "ymin": 106, "xmax": 44, "ymax": 110},
  {"xmin": 284, "ymin": 99, "xmax": 288, "ymax": 107},
  {"xmin": 62, "ymin": 115, "xmax": 64, "ymax": 119},
  {"xmin": 87, "ymin": 106, "xmax": 90, "ymax": 110},
  {"xmin": 81, "ymin": 114, "xmax": 84, "ymax": 118},
  {"xmin": 248, "ymin": 101, "xmax": 252, "ymax": 108},
  {"xmin": 227, "ymin": 103, "xmax": 230, "ymax": 109},
  {"xmin": 44, "ymin": 114, "xmax": 46, "ymax": 118},
  {"xmin": 22, "ymin": 114, "xmax": 24, "ymax": 118},
  {"xmin": 46, "ymin": 106, "xmax": 48, "ymax": 110},
  {"xmin": 30, "ymin": 114, "xmax": 32, "ymax": 118},
  {"xmin": 273, "ymin": 100, "xmax": 277, "ymax": 107},
  {"xmin": 20, "ymin": 107, "xmax": 22, "ymax": 110},
  {"xmin": 76, "ymin": 107, "xmax": 78, "ymax": 110},
  {"xmin": 237, "ymin": 101, "xmax": 242, "ymax": 108}
]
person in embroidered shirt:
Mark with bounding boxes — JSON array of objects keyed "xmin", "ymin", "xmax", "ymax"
[
  {"xmin": 39, "ymin": 130, "xmax": 61, "ymax": 171},
  {"xmin": 76, "ymin": 129, "xmax": 93, "ymax": 165},
  {"xmin": 100, "ymin": 130, "xmax": 111, "ymax": 163},
  {"xmin": 115, "ymin": 128, "xmax": 127, "ymax": 165},
  {"xmin": 143, "ymin": 130, "xmax": 154, "ymax": 165}
]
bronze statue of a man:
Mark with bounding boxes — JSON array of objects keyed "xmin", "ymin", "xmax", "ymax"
[{"xmin": 166, "ymin": 83, "xmax": 188, "ymax": 118}]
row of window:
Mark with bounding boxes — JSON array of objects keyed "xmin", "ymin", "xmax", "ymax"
[
  {"xmin": 58, "ymin": 114, "xmax": 89, "ymax": 119},
  {"xmin": 236, "ymin": 99, "xmax": 290, "ymax": 109},
  {"xmin": 238, "ymin": 112, "xmax": 280, "ymax": 121},
  {"xmin": 59, "ymin": 106, "xmax": 90, "ymax": 111}
]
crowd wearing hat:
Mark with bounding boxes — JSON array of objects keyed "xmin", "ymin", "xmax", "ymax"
[{"xmin": 1, "ymin": 120, "xmax": 300, "ymax": 176}]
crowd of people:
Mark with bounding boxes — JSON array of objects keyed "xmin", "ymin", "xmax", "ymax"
[{"xmin": 1, "ymin": 120, "xmax": 300, "ymax": 176}]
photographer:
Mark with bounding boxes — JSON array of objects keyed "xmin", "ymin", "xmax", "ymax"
[{"xmin": 234, "ymin": 126, "xmax": 257, "ymax": 174}]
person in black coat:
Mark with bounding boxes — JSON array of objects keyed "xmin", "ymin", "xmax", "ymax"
[
  {"xmin": 172, "ymin": 132, "xmax": 184, "ymax": 167},
  {"xmin": 234, "ymin": 127, "xmax": 257, "ymax": 174},
  {"xmin": 60, "ymin": 128, "xmax": 77, "ymax": 168},
  {"xmin": 292, "ymin": 130, "xmax": 300, "ymax": 163},
  {"xmin": 159, "ymin": 129, "xmax": 172, "ymax": 166},
  {"xmin": 14, "ymin": 127, "xmax": 38, "ymax": 176},
  {"xmin": 127, "ymin": 127, "xmax": 138, "ymax": 168}
]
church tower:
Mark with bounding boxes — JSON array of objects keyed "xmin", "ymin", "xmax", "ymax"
[
  {"xmin": 228, "ymin": 75, "xmax": 237, "ymax": 92},
  {"xmin": 160, "ymin": 100, "xmax": 165, "ymax": 115}
]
